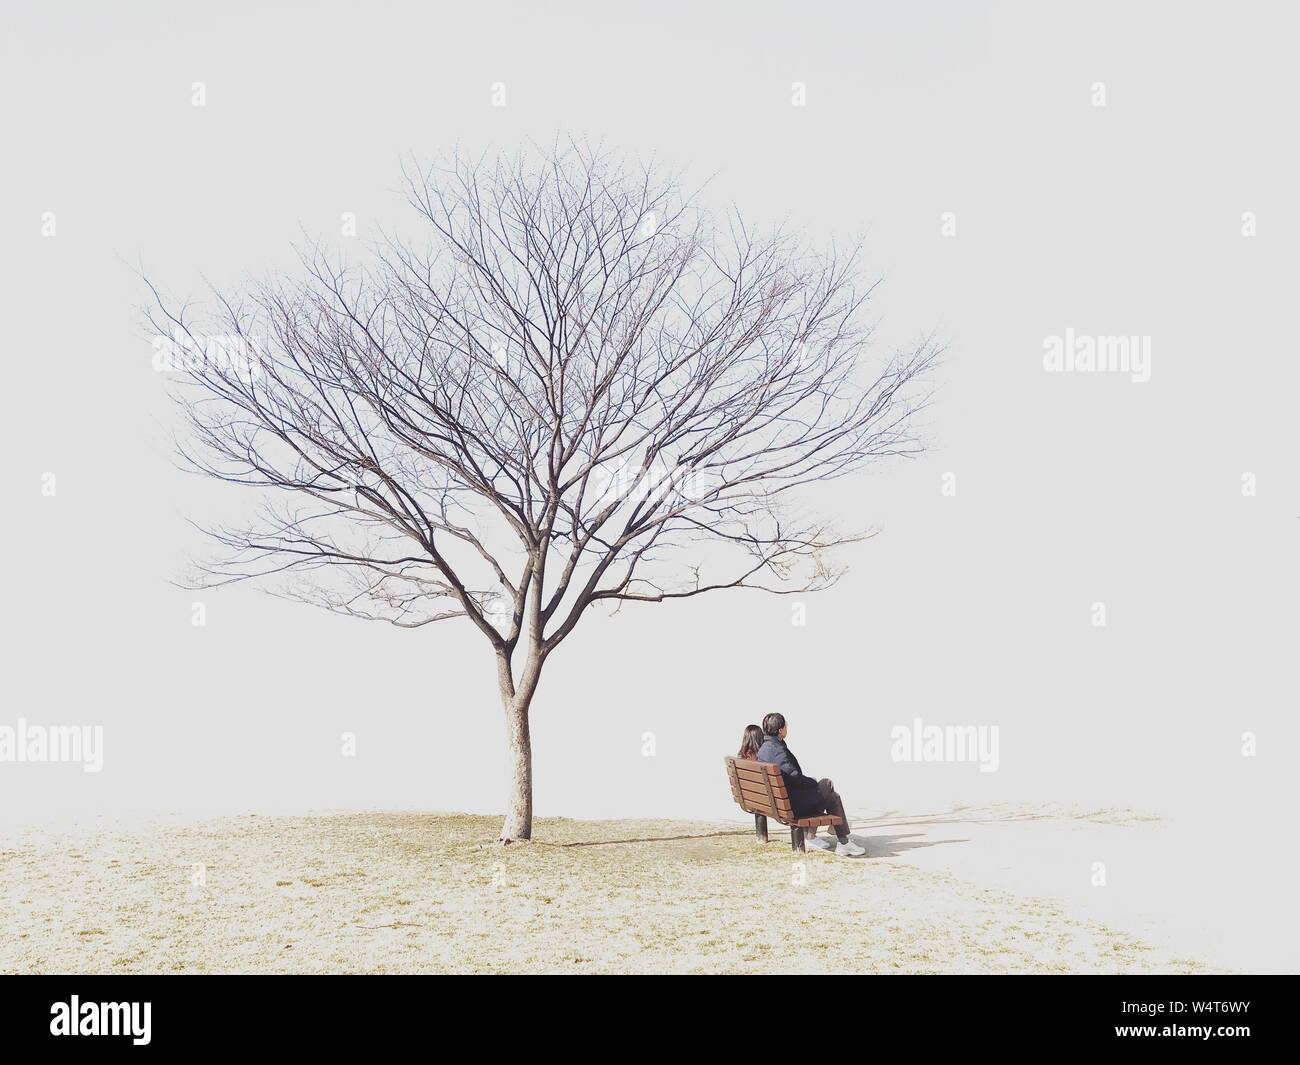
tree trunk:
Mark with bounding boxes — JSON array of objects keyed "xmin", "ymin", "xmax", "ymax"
[
  {"xmin": 499, "ymin": 692, "xmax": 533, "ymax": 842},
  {"xmin": 497, "ymin": 646, "xmax": 542, "ymax": 843}
]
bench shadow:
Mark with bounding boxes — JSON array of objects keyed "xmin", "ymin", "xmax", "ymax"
[{"xmin": 807, "ymin": 830, "xmax": 969, "ymax": 857}]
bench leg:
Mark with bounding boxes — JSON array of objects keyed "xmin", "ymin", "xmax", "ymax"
[
  {"xmin": 754, "ymin": 813, "xmax": 768, "ymax": 842},
  {"xmin": 790, "ymin": 825, "xmax": 805, "ymax": 852}
]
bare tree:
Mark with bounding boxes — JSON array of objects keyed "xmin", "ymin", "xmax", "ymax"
[{"xmin": 144, "ymin": 142, "xmax": 939, "ymax": 842}]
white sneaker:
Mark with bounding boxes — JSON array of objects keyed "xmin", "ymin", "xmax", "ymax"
[{"xmin": 835, "ymin": 839, "xmax": 866, "ymax": 857}]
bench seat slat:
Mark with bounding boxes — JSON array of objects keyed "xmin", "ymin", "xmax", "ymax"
[
  {"xmin": 728, "ymin": 776, "xmax": 793, "ymax": 807},
  {"xmin": 729, "ymin": 791, "xmax": 786, "ymax": 815},
  {"xmin": 730, "ymin": 787, "xmax": 793, "ymax": 821},
  {"xmin": 729, "ymin": 757, "xmax": 782, "ymax": 780},
  {"xmin": 729, "ymin": 763, "xmax": 783, "ymax": 786},
  {"xmin": 724, "ymin": 756, "xmax": 844, "ymax": 831},
  {"xmin": 731, "ymin": 792, "xmax": 843, "ymax": 827},
  {"xmin": 727, "ymin": 769, "xmax": 795, "ymax": 819}
]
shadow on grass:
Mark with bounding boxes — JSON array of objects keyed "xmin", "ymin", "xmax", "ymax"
[
  {"xmin": 539, "ymin": 827, "xmax": 969, "ymax": 855},
  {"xmin": 537, "ymin": 830, "xmax": 753, "ymax": 848}
]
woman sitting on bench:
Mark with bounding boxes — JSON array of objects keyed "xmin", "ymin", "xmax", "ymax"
[{"xmin": 737, "ymin": 724, "xmax": 765, "ymax": 761}]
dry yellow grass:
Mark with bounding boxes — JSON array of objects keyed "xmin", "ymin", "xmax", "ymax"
[{"xmin": 0, "ymin": 812, "xmax": 1206, "ymax": 974}]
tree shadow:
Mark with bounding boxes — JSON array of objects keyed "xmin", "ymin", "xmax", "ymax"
[
  {"xmin": 543, "ymin": 827, "xmax": 969, "ymax": 855},
  {"xmin": 539, "ymin": 830, "xmax": 753, "ymax": 849}
]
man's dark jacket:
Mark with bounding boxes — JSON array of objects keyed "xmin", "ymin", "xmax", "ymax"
[{"xmin": 756, "ymin": 735, "xmax": 825, "ymax": 818}]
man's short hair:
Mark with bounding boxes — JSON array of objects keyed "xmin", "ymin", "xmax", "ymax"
[{"xmin": 762, "ymin": 712, "xmax": 786, "ymax": 736}]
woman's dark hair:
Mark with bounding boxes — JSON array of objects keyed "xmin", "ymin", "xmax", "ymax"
[
  {"xmin": 762, "ymin": 712, "xmax": 786, "ymax": 737},
  {"xmin": 737, "ymin": 724, "xmax": 764, "ymax": 760}
]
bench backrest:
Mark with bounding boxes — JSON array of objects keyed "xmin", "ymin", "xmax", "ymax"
[{"xmin": 723, "ymin": 756, "xmax": 795, "ymax": 823}]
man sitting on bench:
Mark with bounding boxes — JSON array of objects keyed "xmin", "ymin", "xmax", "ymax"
[{"xmin": 756, "ymin": 712, "xmax": 865, "ymax": 857}]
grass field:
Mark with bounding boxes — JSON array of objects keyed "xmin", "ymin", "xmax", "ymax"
[{"xmin": 0, "ymin": 809, "xmax": 1212, "ymax": 974}]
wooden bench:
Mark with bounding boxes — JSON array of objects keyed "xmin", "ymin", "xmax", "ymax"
[{"xmin": 724, "ymin": 756, "xmax": 843, "ymax": 852}]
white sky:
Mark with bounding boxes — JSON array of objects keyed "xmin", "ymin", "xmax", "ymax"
[{"xmin": 2, "ymin": 1, "xmax": 1296, "ymax": 832}]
